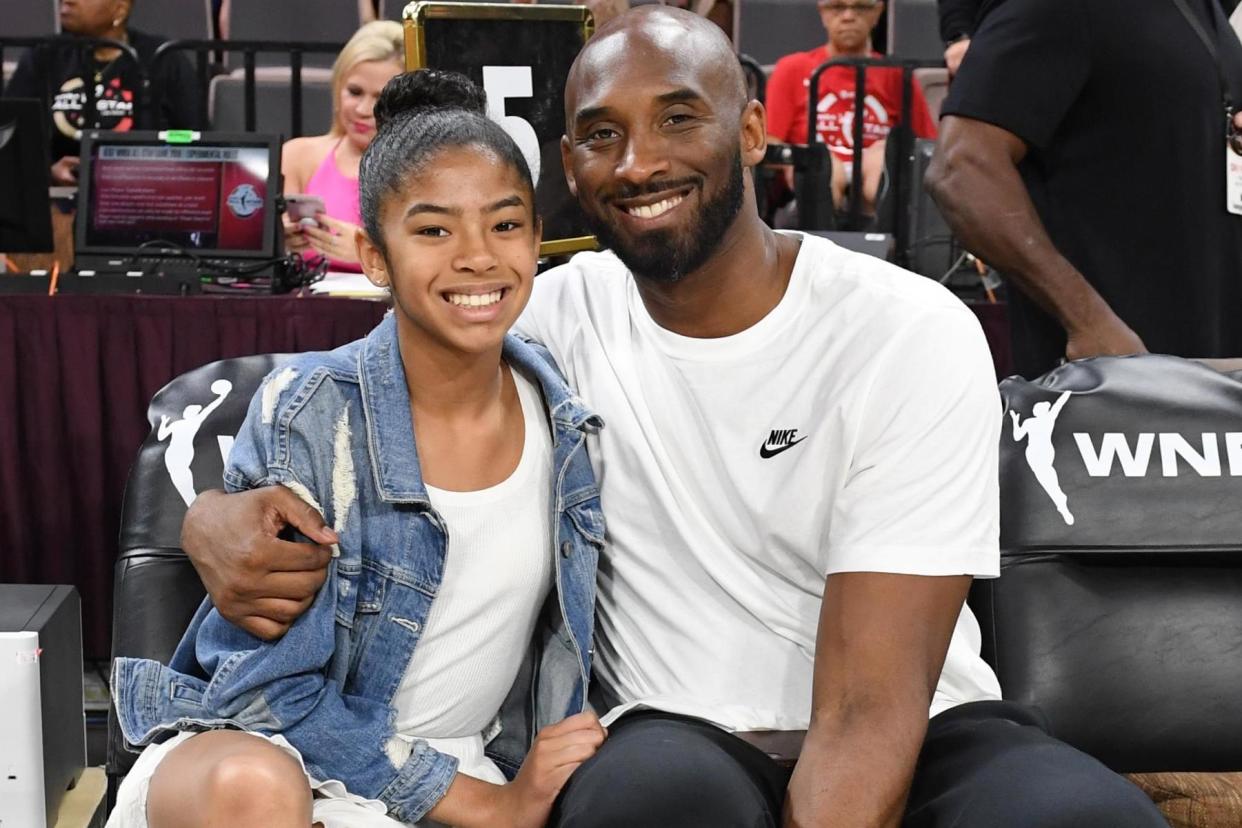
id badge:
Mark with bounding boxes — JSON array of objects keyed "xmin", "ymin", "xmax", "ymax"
[
  {"xmin": 1227, "ymin": 144, "xmax": 1242, "ymax": 215},
  {"xmin": 1228, "ymin": 121, "xmax": 1242, "ymax": 215}
]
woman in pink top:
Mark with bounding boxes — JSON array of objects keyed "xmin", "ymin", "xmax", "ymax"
[{"xmin": 282, "ymin": 21, "xmax": 403, "ymax": 272}]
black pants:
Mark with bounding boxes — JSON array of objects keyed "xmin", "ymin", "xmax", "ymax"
[{"xmin": 548, "ymin": 701, "xmax": 1168, "ymax": 827}]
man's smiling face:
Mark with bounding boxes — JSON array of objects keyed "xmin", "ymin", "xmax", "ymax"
[{"xmin": 561, "ymin": 11, "xmax": 752, "ymax": 283}]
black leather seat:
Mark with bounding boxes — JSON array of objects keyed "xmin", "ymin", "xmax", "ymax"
[
  {"xmin": 107, "ymin": 354, "xmax": 289, "ymax": 801},
  {"xmin": 109, "ymin": 350, "xmax": 1242, "ymax": 813},
  {"xmin": 974, "ymin": 354, "xmax": 1242, "ymax": 773}
]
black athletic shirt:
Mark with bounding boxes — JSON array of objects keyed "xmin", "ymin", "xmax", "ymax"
[
  {"xmin": 942, "ymin": 0, "xmax": 1242, "ymax": 377},
  {"xmin": 3, "ymin": 30, "xmax": 201, "ymax": 163},
  {"xmin": 939, "ymin": 0, "xmax": 1240, "ymax": 44},
  {"xmin": 937, "ymin": 0, "xmax": 983, "ymax": 43}
]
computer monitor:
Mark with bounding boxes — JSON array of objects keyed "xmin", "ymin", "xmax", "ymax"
[
  {"xmin": 74, "ymin": 130, "xmax": 281, "ymax": 263},
  {"xmin": 0, "ymin": 98, "xmax": 55, "ymax": 253}
]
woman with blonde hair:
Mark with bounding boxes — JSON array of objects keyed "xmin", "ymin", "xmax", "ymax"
[{"xmin": 282, "ymin": 20, "xmax": 403, "ymax": 271}]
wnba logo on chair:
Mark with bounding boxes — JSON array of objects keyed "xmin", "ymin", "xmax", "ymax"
[
  {"xmin": 1010, "ymin": 391, "xmax": 1075, "ymax": 525},
  {"xmin": 1010, "ymin": 392, "xmax": 1242, "ymax": 526},
  {"xmin": 157, "ymin": 379, "xmax": 236, "ymax": 507}
]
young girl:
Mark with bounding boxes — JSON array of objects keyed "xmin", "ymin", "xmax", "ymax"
[
  {"xmin": 110, "ymin": 70, "xmax": 607, "ymax": 828},
  {"xmin": 282, "ymin": 21, "xmax": 404, "ymax": 271}
]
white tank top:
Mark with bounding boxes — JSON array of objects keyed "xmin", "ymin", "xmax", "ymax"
[{"xmin": 390, "ymin": 369, "xmax": 554, "ymax": 783}]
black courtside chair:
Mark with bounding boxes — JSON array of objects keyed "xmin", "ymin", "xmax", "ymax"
[
  {"xmin": 107, "ymin": 354, "xmax": 289, "ymax": 807},
  {"xmin": 975, "ymin": 355, "xmax": 1242, "ymax": 824}
]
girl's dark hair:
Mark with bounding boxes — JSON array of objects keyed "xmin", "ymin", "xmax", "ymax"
[{"xmin": 359, "ymin": 69, "xmax": 536, "ymax": 255}]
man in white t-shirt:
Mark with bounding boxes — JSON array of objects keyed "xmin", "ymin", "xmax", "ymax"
[{"xmin": 182, "ymin": 8, "xmax": 1166, "ymax": 826}]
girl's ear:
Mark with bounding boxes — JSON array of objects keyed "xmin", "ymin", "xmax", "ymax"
[{"xmin": 356, "ymin": 228, "xmax": 390, "ymax": 288}]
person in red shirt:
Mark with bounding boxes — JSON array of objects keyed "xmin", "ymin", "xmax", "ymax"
[{"xmin": 766, "ymin": 0, "xmax": 937, "ymax": 214}]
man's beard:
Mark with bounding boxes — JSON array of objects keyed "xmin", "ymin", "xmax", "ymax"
[{"xmin": 585, "ymin": 148, "xmax": 746, "ymax": 284}]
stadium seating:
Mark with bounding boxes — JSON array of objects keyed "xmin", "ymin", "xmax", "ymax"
[
  {"xmin": 208, "ymin": 73, "xmax": 333, "ymax": 137},
  {"xmin": 227, "ymin": 0, "xmax": 360, "ymax": 68},
  {"xmin": 128, "ymin": 0, "xmax": 213, "ymax": 43},
  {"xmin": 0, "ymin": 0, "xmax": 57, "ymax": 81},
  {"xmin": 0, "ymin": 0, "xmax": 57, "ymax": 37},
  {"xmin": 912, "ymin": 66, "xmax": 947, "ymax": 120},
  {"xmin": 381, "ymin": 0, "xmax": 409, "ymax": 21},
  {"xmin": 885, "ymin": 0, "xmax": 941, "ymax": 60},
  {"xmin": 734, "ymin": 0, "xmax": 824, "ymax": 68}
]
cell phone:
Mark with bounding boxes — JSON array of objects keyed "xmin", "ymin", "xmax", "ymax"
[{"xmin": 284, "ymin": 194, "xmax": 326, "ymax": 222}]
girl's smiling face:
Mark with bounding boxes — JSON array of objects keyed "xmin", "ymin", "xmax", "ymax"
[{"xmin": 359, "ymin": 144, "xmax": 541, "ymax": 357}]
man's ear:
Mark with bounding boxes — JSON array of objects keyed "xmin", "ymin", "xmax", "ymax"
[
  {"xmin": 560, "ymin": 135, "xmax": 579, "ymax": 197},
  {"xmin": 356, "ymin": 228, "xmax": 390, "ymax": 288},
  {"xmin": 740, "ymin": 100, "xmax": 768, "ymax": 169}
]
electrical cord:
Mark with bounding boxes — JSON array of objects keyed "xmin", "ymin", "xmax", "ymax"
[
  {"xmin": 938, "ymin": 251, "xmax": 971, "ymax": 284},
  {"xmin": 125, "ymin": 241, "xmax": 324, "ymax": 293},
  {"xmin": 202, "ymin": 253, "xmax": 326, "ymax": 293},
  {"xmin": 130, "ymin": 239, "xmax": 203, "ymax": 277}
]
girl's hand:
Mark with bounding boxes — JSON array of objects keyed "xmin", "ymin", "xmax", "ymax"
[{"xmin": 497, "ymin": 711, "xmax": 607, "ymax": 828}]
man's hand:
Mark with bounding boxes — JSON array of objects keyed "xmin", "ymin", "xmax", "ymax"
[
  {"xmin": 51, "ymin": 155, "xmax": 80, "ymax": 185},
  {"xmin": 181, "ymin": 487, "xmax": 338, "ymax": 640},
  {"xmin": 1065, "ymin": 310, "xmax": 1147, "ymax": 362},
  {"xmin": 944, "ymin": 38, "xmax": 970, "ymax": 76},
  {"xmin": 928, "ymin": 116, "xmax": 1141, "ymax": 368}
]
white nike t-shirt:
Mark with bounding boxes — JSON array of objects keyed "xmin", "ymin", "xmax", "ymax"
[{"xmin": 514, "ymin": 232, "xmax": 1002, "ymax": 730}]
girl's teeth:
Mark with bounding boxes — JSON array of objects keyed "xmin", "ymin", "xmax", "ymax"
[{"xmin": 448, "ymin": 290, "xmax": 502, "ymax": 307}]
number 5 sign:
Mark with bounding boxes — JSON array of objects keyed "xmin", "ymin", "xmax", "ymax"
[{"xmin": 402, "ymin": 1, "xmax": 596, "ymax": 256}]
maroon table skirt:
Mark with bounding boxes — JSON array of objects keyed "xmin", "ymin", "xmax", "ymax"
[
  {"xmin": 0, "ymin": 293, "xmax": 1009, "ymax": 659},
  {"xmin": 0, "ymin": 294, "xmax": 388, "ymax": 657}
]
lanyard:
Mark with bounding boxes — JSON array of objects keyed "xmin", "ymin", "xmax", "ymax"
[{"xmin": 1171, "ymin": 0, "xmax": 1236, "ymax": 120}]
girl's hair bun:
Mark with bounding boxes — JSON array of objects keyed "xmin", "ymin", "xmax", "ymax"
[{"xmin": 374, "ymin": 69, "xmax": 487, "ymax": 131}]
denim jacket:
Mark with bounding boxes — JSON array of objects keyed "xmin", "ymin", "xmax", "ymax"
[{"xmin": 113, "ymin": 314, "xmax": 604, "ymax": 823}]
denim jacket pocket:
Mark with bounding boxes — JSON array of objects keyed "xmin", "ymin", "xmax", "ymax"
[
  {"xmin": 344, "ymin": 562, "xmax": 406, "ymax": 679},
  {"xmin": 566, "ymin": 496, "xmax": 606, "ymax": 548},
  {"xmin": 334, "ymin": 559, "xmax": 361, "ymax": 627},
  {"xmin": 353, "ymin": 561, "xmax": 388, "ymax": 614}
]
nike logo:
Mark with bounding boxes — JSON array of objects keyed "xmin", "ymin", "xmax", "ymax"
[{"xmin": 759, "ymin": 428, "xmax": 808, "ymax": 459}]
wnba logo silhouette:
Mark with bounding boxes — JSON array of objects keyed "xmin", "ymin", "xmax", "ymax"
[
  {"xmin": 1009, "ymin": 391, "xmax": 1074, "ymax": 526},
  {"xmin": 157, "ymin": 379, "xmax": 233, "ymax": 507}
]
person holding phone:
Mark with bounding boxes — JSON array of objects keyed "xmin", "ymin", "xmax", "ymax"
[{"xmin": 281, "ymin": 21, "xmax": 402, "ymax": 272}]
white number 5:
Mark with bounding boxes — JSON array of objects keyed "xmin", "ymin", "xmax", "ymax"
[{"xmin": 482, "ymin": 65, "xmax": 541, "ymax": 187}]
